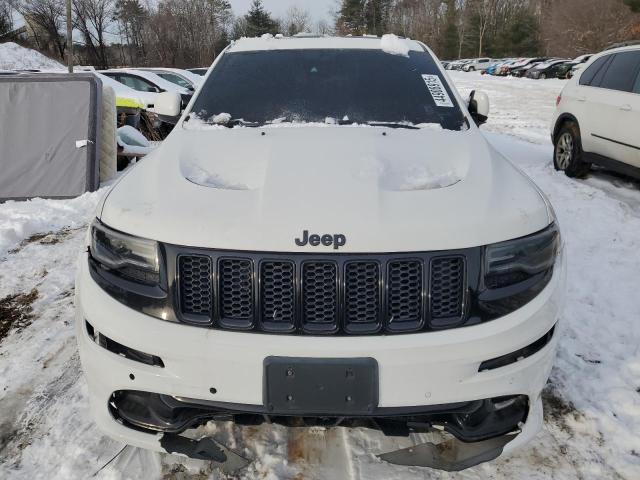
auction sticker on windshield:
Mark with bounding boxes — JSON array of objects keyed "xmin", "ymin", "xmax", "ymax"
[{"xmin": 421, "ymin": 74, "xmax": 454, "ymax": 108}]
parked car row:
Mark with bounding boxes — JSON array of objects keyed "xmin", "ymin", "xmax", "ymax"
[
  {"xmin": 2, "ymin": 65, "xmax": 204, "ymax": 136},
  {"xmin": 97, "ymin": 67, "xmax": 205, "ymax": 135},
  {"xmin": 443, "ymin": 54, "xmax": 594, "ymax": 80}
]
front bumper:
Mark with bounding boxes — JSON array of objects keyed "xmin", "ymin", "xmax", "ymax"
[{"xmin": 75, "ymin": 248, "xmax": 565, "ymax": 462}]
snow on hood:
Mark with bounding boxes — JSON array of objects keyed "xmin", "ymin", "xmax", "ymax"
[
  {"xmin": 180, "ymin": 128, "xmax": 463, "ymax": 192},
  {"xmin": 0, "ymin": 42, "xmax": 64, "ymax": 71},
  {"xmin": 100, "ymin": 126, "xmax": 550, "ymax": 252},
  {"xmin": 380, "ymin": 34, "xmax": 410, "ymax": 57}
]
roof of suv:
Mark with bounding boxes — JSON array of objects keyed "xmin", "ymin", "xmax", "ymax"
[
  {"xmin": 598, "ymin": 44, "xmax": 640, "ymax": 55},
  {"xmin": 227, "ymin": 35, "xmax": 424, "ymax": 53}
]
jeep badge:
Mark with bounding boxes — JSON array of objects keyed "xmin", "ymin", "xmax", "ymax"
[{"xmin": 295, "ymin": 230, "xmax": 347, "ymax": 250}]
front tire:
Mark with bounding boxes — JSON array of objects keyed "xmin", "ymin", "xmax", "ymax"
[
  {"xmin": 554, "ymin": 122, "xmax": 591, "ymax": 178},
  {"xmin": 540, "ymin": 73, "xmax": 547, "ymax": 79}
]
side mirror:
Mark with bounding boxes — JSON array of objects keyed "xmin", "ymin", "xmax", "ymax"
[
  {"xmin": 154, "ymin": 91, "xmax": 181, "ymax": 117},
  {"xmin": 468, "ymin": 90, "xmax": 490, "ymax": 126}
]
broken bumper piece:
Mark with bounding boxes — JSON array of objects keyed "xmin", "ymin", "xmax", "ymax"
[
  {"xmin": 111, "ymin": 390, "xmax": 529, "ymax": 471},
  {"xmin": 159, "ymin": 434, "xmax": 249, "ymax": 474},
  {"xmin": 378, "ymin": 433, "xmax": 517, "ymax": 471}
]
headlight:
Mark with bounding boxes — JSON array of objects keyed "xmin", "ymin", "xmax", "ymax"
[
  {"xmin": 484, "ymin": 223, "xmax": 560, "ymax": 289},
  {"xmin": 90, "ymin": 220, "xmax": 160, "ymax": 285}
]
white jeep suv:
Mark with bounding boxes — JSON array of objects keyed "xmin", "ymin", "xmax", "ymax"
[
  {"xmin": 552, "ymin": 45, "xmax": 640, "ymax": 178},
  {"xmin": 76, "ymin": 36, "xmax": 565, "ymax": 472}
]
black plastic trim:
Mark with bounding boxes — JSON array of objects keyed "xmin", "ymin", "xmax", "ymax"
[
  {"xmin": 583, "ymin": 151, "xmax": 640, "ymax": 180},
  {"xmin": 343, "ymin": 260, "xmax": 383, "ymax": 334},
  {"xmin": 85, "ymin": 320, "xmax": 164, "ymax": 367},
  {"xmin": 263, "ymin": 357, "xmax": 379, "ymax": 415},
  {"xmin": 88, "ymin": 227, "xmax": 557, "ymax": 336},
  {"xmin": 591, "ymin": 133, "xmax": 640, "ymax": 151},
  {"xmin": 428, "ymin": 255, "xmax": 468, "ymax": 329},
  {"xmin": 552, "ymin": 113, "xmax": 579, "ymax": 141},
  {"xmin": 479, "ymin": 325, "xmax": 556, "ymax": 372},
  {"xmin": 109, "ymin": 390, "xmax": 529, "ymax": 445},
  {"xmin": 168, "ymin": 247, "xmax": 475, "ymax": 335}
]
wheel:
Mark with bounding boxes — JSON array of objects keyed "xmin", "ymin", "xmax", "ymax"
[
  {"xmin": 540, "ymin": 73, "xmax": 547, "ymax": 79},
  {"xmin": 553, "ymin": 122, "xmax": 591, "ymax": 178},
  {"xmin": 469, "ymin": 66, "xmax": 475, "ymax": 71}
]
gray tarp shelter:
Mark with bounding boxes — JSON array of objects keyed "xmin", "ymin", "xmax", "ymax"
[{"xmin": 0, "ymin": 73, "xmax": 102, "ymax": 201}]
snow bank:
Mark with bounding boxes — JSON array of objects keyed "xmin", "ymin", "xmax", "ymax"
[
  {"xmin": 380, "ymin": 34, "xmax": 410, "ymax": 57},
  {"xmin": 0, "ymin": 191, "xmax": 105, "ymax": 257},
  {"xmin": 0, "ymin": 42, "xmax": 64, "ymax": 71}
]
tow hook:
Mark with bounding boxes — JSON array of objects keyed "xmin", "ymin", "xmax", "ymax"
[
  {"xmin": 378, "ymin": 433, "xmax": 517, "ymax": 471},
  {"xmin": 159, "ymin": 433, "xmax": 250, "ymax": 473}
]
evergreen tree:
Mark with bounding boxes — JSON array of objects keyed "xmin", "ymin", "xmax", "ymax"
[
  {"xmin": 441, "ymin": 0, "xmax": 459, "ymax": 59},
  {"xmin": 624, "ymin": 0, "xmax": 640, "ymax": 12},
  {"xmin": 337, "ymin": 0, "xmax": 393, "ymax": 36},
  {"xmin": 501, "ymin": 10, "xmax": 540, "ymax": 57},
  {"xmin": 363, "ymin": 0, "xmax": 392, "ymax": 36},
  {"xmin": 336, "ymin": 0, "xmax": 366, "ymax": 35},
  {"xmin": 0, "ymin": 14, "xmax": 10, "ymax": 36},
  {"xmin": 115, "ymin": 0, "xmax": 148, "ymax": 63},
  {"xmin": 244, "ymin": 0, "xmax": 278, "ymax": 37}
]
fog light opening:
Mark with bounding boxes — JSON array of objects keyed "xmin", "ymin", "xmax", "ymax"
[{"xmin": 85, "ymin": 320, "xmax": 164, "ymax": 368}]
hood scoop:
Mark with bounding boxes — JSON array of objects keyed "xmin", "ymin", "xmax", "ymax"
[
  {"xmin": 180, "ymin": 154, "xmax": 267, "ymax": 191},
  {"xmin": 378, "ymin": 162, "xmax": 463, "ymax": 191}
]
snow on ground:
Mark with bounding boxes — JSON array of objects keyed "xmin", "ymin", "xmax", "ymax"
[
  {"xmin": 0, "ymin": 42, "xmax": 64, "ymax": 71},
  {"xmin": 1, "ymin": 71, "xmax": 640, "ymax": 480}
]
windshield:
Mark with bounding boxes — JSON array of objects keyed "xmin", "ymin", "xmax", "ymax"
[
  {"xmin": 189, "ymin": 49, "xmax": 466, "ymax": 130},
  {"xmin": 158, "ymin": 72, "xmax": 193, "ymax": 89}
]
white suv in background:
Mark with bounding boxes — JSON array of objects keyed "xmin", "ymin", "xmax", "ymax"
[
  {"xmin": 552, "ymin": 46, "xmax": 640, "ymax": 178},
  {"xmin": 463, "ymin": 58, "xmax": 493, "ymax": 72}
]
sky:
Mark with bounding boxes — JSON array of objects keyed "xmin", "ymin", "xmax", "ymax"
[{"xmin": 230, "ymin": 0, "xmax": 337, "ymax": 24}]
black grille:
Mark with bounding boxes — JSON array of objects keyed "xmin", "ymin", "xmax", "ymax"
[
  {"xmin": 302, "ymin": 262, "xmax": 338, "ymax": 330},
  {"xmin": 345, "ymin": 262, "xmax": 380, "ymax": 332},
  {"xmin": 388, "ymin": 261, "xmax": 423, "ymax": 330},
  {"xmin": 219, "ymin": 259, "xmax": 253, "ymax": 325},
  {"xmin": 175, "ymin": 252, "xmax": 467, "ymax": 335},
  {"xmin": 178, "ymin": 255, "xmax": 212, "ymax": 317},
  {"xmin": 430, "ymin": 257, "xmax": 465, "ymax": 321},
  {"xmin": 261, "ymin": 261, "xmax": 295, "ymax": 330}
]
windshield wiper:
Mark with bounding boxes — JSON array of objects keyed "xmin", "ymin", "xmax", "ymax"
[
  {"xmin": 366, "ymin": 122, "xmax": 420, "ymax": 130},
  {"xmin": 224, "ymin": 118, "xmax": 260, "ymax": 128},
  {"xmin": 184, "ymin": 114, "xmax": 260, "ymax": 128}
]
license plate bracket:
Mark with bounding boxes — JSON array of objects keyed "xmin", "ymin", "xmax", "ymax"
[{"xmin": 263, "ymin": 357, "xmax": 379, "ymax": 415}]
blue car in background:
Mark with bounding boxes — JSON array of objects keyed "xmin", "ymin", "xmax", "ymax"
[{"xmin": 484, "ymin": 59, "xmax": 511, "ymax": 75}]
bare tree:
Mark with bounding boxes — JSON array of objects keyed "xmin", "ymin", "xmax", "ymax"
[
  {"xmin": 471, "ymin": 0, "xmax": 500, "ymax": 56},
  {"xmin": 282, "ymin": 5, "xmax": 310, "ymax": 36},
  {"xmin": 540, "ymin": 0, "xmax": 638, "ymax": 56},
  {"xmin": 14, "ymin": 0, "xmax": 67, "ymax": 59},
  {"xmin": 72, "ymin": 0, "xmax": 115, "ymax": 68},
  {"xmin": 0, "ymin": 0, "xmax": 14, "ymax": 35},
  {"xmin": 145, "ymin": 0, "xmax": 232, "ymax": 68},
  {"xmin": 315, "ymin": 18, "xmax": 333, "ymax": 35}
]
